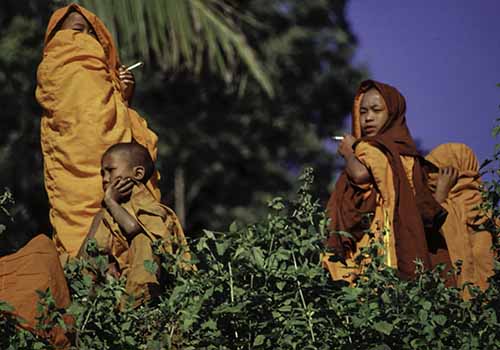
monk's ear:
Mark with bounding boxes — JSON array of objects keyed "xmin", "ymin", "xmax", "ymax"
[{"xmin": 132, "ymin": 166, "xmax": 145, "ymax": 182}]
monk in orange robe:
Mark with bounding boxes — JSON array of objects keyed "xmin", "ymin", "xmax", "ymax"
[
  {"xmin": 0, "ymin": 234, "xmax": 71, "ymax": 348},
  {"xmin": 426, "ymin": 143, "xmax": 494, "ymax": 290},
  {"xmin": 324, "ymin": 80, "xmax": 493, "ymax": 290},
  {"xmin": 36, "ymin": 4, "xmax": 160, "ymax": 260},
  {"xmin": 79, "ymin": 143, "xmax": 193, "ymax": 307}
]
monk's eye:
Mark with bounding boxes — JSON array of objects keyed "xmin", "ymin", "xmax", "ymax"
[{"xmin": 72, "ymin": 24, "xmax": 84, "ymax": 31}]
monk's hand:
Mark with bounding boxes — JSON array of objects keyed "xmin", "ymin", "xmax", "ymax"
[
  {"xmin": 118, "ymin": 65, "xmax": 135, "ymax": 102},
  {"xmin": 104, "ymin": 177, "xmax": 134, "ymax": 205},
  {"xmin": 434, "ymin": 166, "xmax": 459, "ymax": 203},
  {"xmin": 337, "ymin": 134, "xmax": 357, "ymax": 159}
]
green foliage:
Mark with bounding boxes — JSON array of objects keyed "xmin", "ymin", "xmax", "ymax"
[
  {"xmin": 2, "ymin": 168, "xmax": 500, "ymax": 349},
  {"xmin": 134, "ymin": 0, "xmax": 363, "ymax": 233},
  {"xmin": 0, "ymin": 188, "xmax": 14, "ymax": 235},
  {"xmin": 75, "ymin": 0, "xmax": 274, "ymax": 96},
  {"xmin": 0, "ymin": 0, "xmax": 58, "ymax": 236},
  {"xmin": 0, "ymin": 0, "xmax": 362, "ymax": 238}
]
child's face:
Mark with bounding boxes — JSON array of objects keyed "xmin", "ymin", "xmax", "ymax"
[
  {"xmin": 360, "ymin": 88, "xmax": 389, "ymax": 137},
  {"xmin": 101, "ymin": 152, "xmax": 135, "ymax": 191},
  {"xmin": 60, "ymin": 11, "xmax": 97, "ymax": 40}
]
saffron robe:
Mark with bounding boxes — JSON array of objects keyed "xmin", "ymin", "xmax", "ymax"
[
  {"xmin": 0, "ymin": 234, "xmax": 71, "ymax": 348},
  {"xmin": 36, "ymin": 4, "xmax": 160, "ymax": 258},
  {"xmin": 325, "ymin": 80, "xmax": 450, "ymax": 282},
  {"xmin": 426, "ymin": 143, "xmax": 494, "ymax": 291},
  {"xmin": 92, "ymin": 184, "xmax": 193, "ymax": 306},
  {"xmin": 323, "ymin": 141, "xmax": 415, "ymax": 281}
]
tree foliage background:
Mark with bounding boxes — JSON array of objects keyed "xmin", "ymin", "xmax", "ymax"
[{"xmin": 0, "ymin": 0, "xmax": 363, "ymax": 238}]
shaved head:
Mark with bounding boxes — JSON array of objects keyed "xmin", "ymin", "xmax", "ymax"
[{"xmin": 102, "ymin": 142, "xmax": 155, "ymax": 183}]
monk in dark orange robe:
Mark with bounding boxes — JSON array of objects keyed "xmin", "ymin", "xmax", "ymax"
[
  {"xmin": 36, "ymin": 4, "xmax": 160, "ymax": 260},
  {"xmin": 324, "ymin": 80, "xmax": 493, "ymax": 290},
  {"xmin": 0, "ymin": 234, "xmax": 71, "ymax": 348}
]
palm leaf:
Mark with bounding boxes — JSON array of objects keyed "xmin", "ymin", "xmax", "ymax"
[{"xmin": 75, "ymin": 0, "xmax": 273, "ymax": 96}]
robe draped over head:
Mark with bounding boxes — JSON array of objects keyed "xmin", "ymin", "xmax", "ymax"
[
  {"xmin": 327, "ymin": 80, "xmax": 448, "ymax": 279},
  {"xmin": 426, "ymin": 143, "xmax": 494, "ymax": 291},
  {"xmin": 36, "ymin": 3, "xmax": 160, "ymax": 258}
]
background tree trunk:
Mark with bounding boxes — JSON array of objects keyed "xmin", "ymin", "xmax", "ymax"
[{"xmin": 174, "ymin": 166, "xmax": 186, "ymax": 228}]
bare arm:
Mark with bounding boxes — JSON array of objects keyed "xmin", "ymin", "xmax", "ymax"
[
  {"xmin": 338, "ymin": 134, "xmax": 371, "ymax": 185},
  {"xmin": 103, "ymin": 178, "xmax": 142, "ymax": 239}
]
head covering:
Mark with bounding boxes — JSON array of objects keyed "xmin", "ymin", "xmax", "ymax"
[
  {"xmin": 43, "ymin": 3, "xmax": 120, "ymax": 70},
  {"xmin": 327, "ymin": 80, "xmax": 448, "ymax": 279}
]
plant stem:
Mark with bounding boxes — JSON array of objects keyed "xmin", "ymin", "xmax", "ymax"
[
  {"xmin": 228, "ymin": 262, "xmax": 239, "ymax": 343},
  {"xmin": 291, "ymin": 250, "xmax": 315, "ymax": 343}
]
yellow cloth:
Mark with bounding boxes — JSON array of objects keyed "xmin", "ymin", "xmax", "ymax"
[
  {"xmin": 0, "ymin": 234, "xmax": 71, "ymax": 348},
  {"xmin": 426, "ymin": 143, "xmax": 494, "ymax": 290},
  {"xmin": 93, "ymin": 184, "xmax": 193, "ymax": 305},
  {"xmin": 36, "ymin": 4, "xmax": 160, "ymax": 257},
  {"xmin": 323, "ymin": 141, "xmax": 415, "ymax": 281}
]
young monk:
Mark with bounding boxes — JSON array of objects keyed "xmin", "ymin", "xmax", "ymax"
[
  {"xmin": 36, "ymin": 4, "xmax": 160, "ymax": 261},
  {"xmin": 78, "ymin": 143, "xmax": 193, "ymax": 307},
  {"xmin": 324, "ymin": 80, "xmax": 493, "ymax": 288}
]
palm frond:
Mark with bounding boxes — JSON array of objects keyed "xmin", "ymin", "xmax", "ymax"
[{"xmin": 75, "ymin": 0, "xmax": 273, "ymax": 96}]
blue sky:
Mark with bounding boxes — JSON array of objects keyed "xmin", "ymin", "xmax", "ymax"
[{"xmin": 347, "ymin": 1, "xmax": 500, "ymax": 164}]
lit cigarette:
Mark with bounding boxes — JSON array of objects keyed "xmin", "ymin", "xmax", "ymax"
[
  {"xmin": 126, "ymin": 61, "xmax": 144, "ymax": 71},
  {"xmin": 331, "ymin": 136, "xmax": 344, "ymax": 141}
]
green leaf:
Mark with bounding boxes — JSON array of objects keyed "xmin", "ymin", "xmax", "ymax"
[
  {"xmin": 252, "ymin": 247, "xmax": 265, "ymax": 267},
  {"xmin": 144, "ymin": 259, "xmax": 159, "ymax": 274},
  {"xmin": 433, "ymin": 314, "xmax": 447, "ymax": 326},
  {"xmin": 419, "ymin": 310, "xmax": 428, "ymax": 323},
  {"xmin": 215, "ymin": 241, "xmax": 229, "ymax": 256},
  {"xmin": 421, "ymin": 301, "xmax": 432, "ymax": 311},
  {"xmin": 229, "ymin": 221, "xmax": 238, "ymax": 233},
  {"xmin": 373, "ymin": 321, "xmax": 394, "ymax": 336},
  {"xmin": 0, "ymin": 301, "xmax": 14, "ymax": 312},
  {"xmin": 253, "ymin": 334, "xmax": 266, "ymax": 346}
]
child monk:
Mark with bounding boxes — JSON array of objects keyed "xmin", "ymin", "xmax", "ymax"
[
  {"xmin": 79, "ymin": 142, "xmax": 192, "ymax": 307},
  {"xmin": 36, "ymin": 4, "xmax": 160, "ymax": 261},
  {"xmin": 324, "ymin": 80, "xmax": 494, "ymax": 291}
]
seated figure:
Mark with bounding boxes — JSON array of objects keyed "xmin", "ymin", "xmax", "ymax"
[{"xmin": 80, "ymin": 142, "xmax": 193, "ymax": 307}]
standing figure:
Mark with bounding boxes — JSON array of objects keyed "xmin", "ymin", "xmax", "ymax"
[
  {"xmin": 324, "ymin": 80, "xmax": 454, "ymax": 283},
  {"xmin": 36, "ymin": 4, "xmax": 160, "ymax": 260},
  {"xmin": 425, "ymin": 143, "xmax": 494, "ymax": 291}
]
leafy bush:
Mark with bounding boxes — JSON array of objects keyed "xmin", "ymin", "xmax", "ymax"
[{"xmin": 2, "ymin": 165, "xmax": 500, "ymax": 349}]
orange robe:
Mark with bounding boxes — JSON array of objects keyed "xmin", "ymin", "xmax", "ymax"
[
  {"xmin": 36, "ymin": 4, "xmax": 160, "ymax": 258},
  {"xmin": 324, "ymin": 142, "xmax": 493, "ymax": 290},
  {"xmin": 0, "ymin": 234, "xmax": 71, "ymax": 348},
  {"xmin": 426, "ymin": 143, "xmax": 494, "ymax": 290},
  {"xmin": 92, "ymin": 184, "xmax": 193, "ymax": 306},
  {"xmin": 323, "ymin": 141, "xmax": 413, "ymax": 281}
]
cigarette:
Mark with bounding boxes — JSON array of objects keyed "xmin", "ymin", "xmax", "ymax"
[
  {"xmin": 125, "ymin": 61, "xmax": 144, "ymax": 71},
  {"xmin": 331, "ymin": 136, "xmax": 344, "ymax": 141}
]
